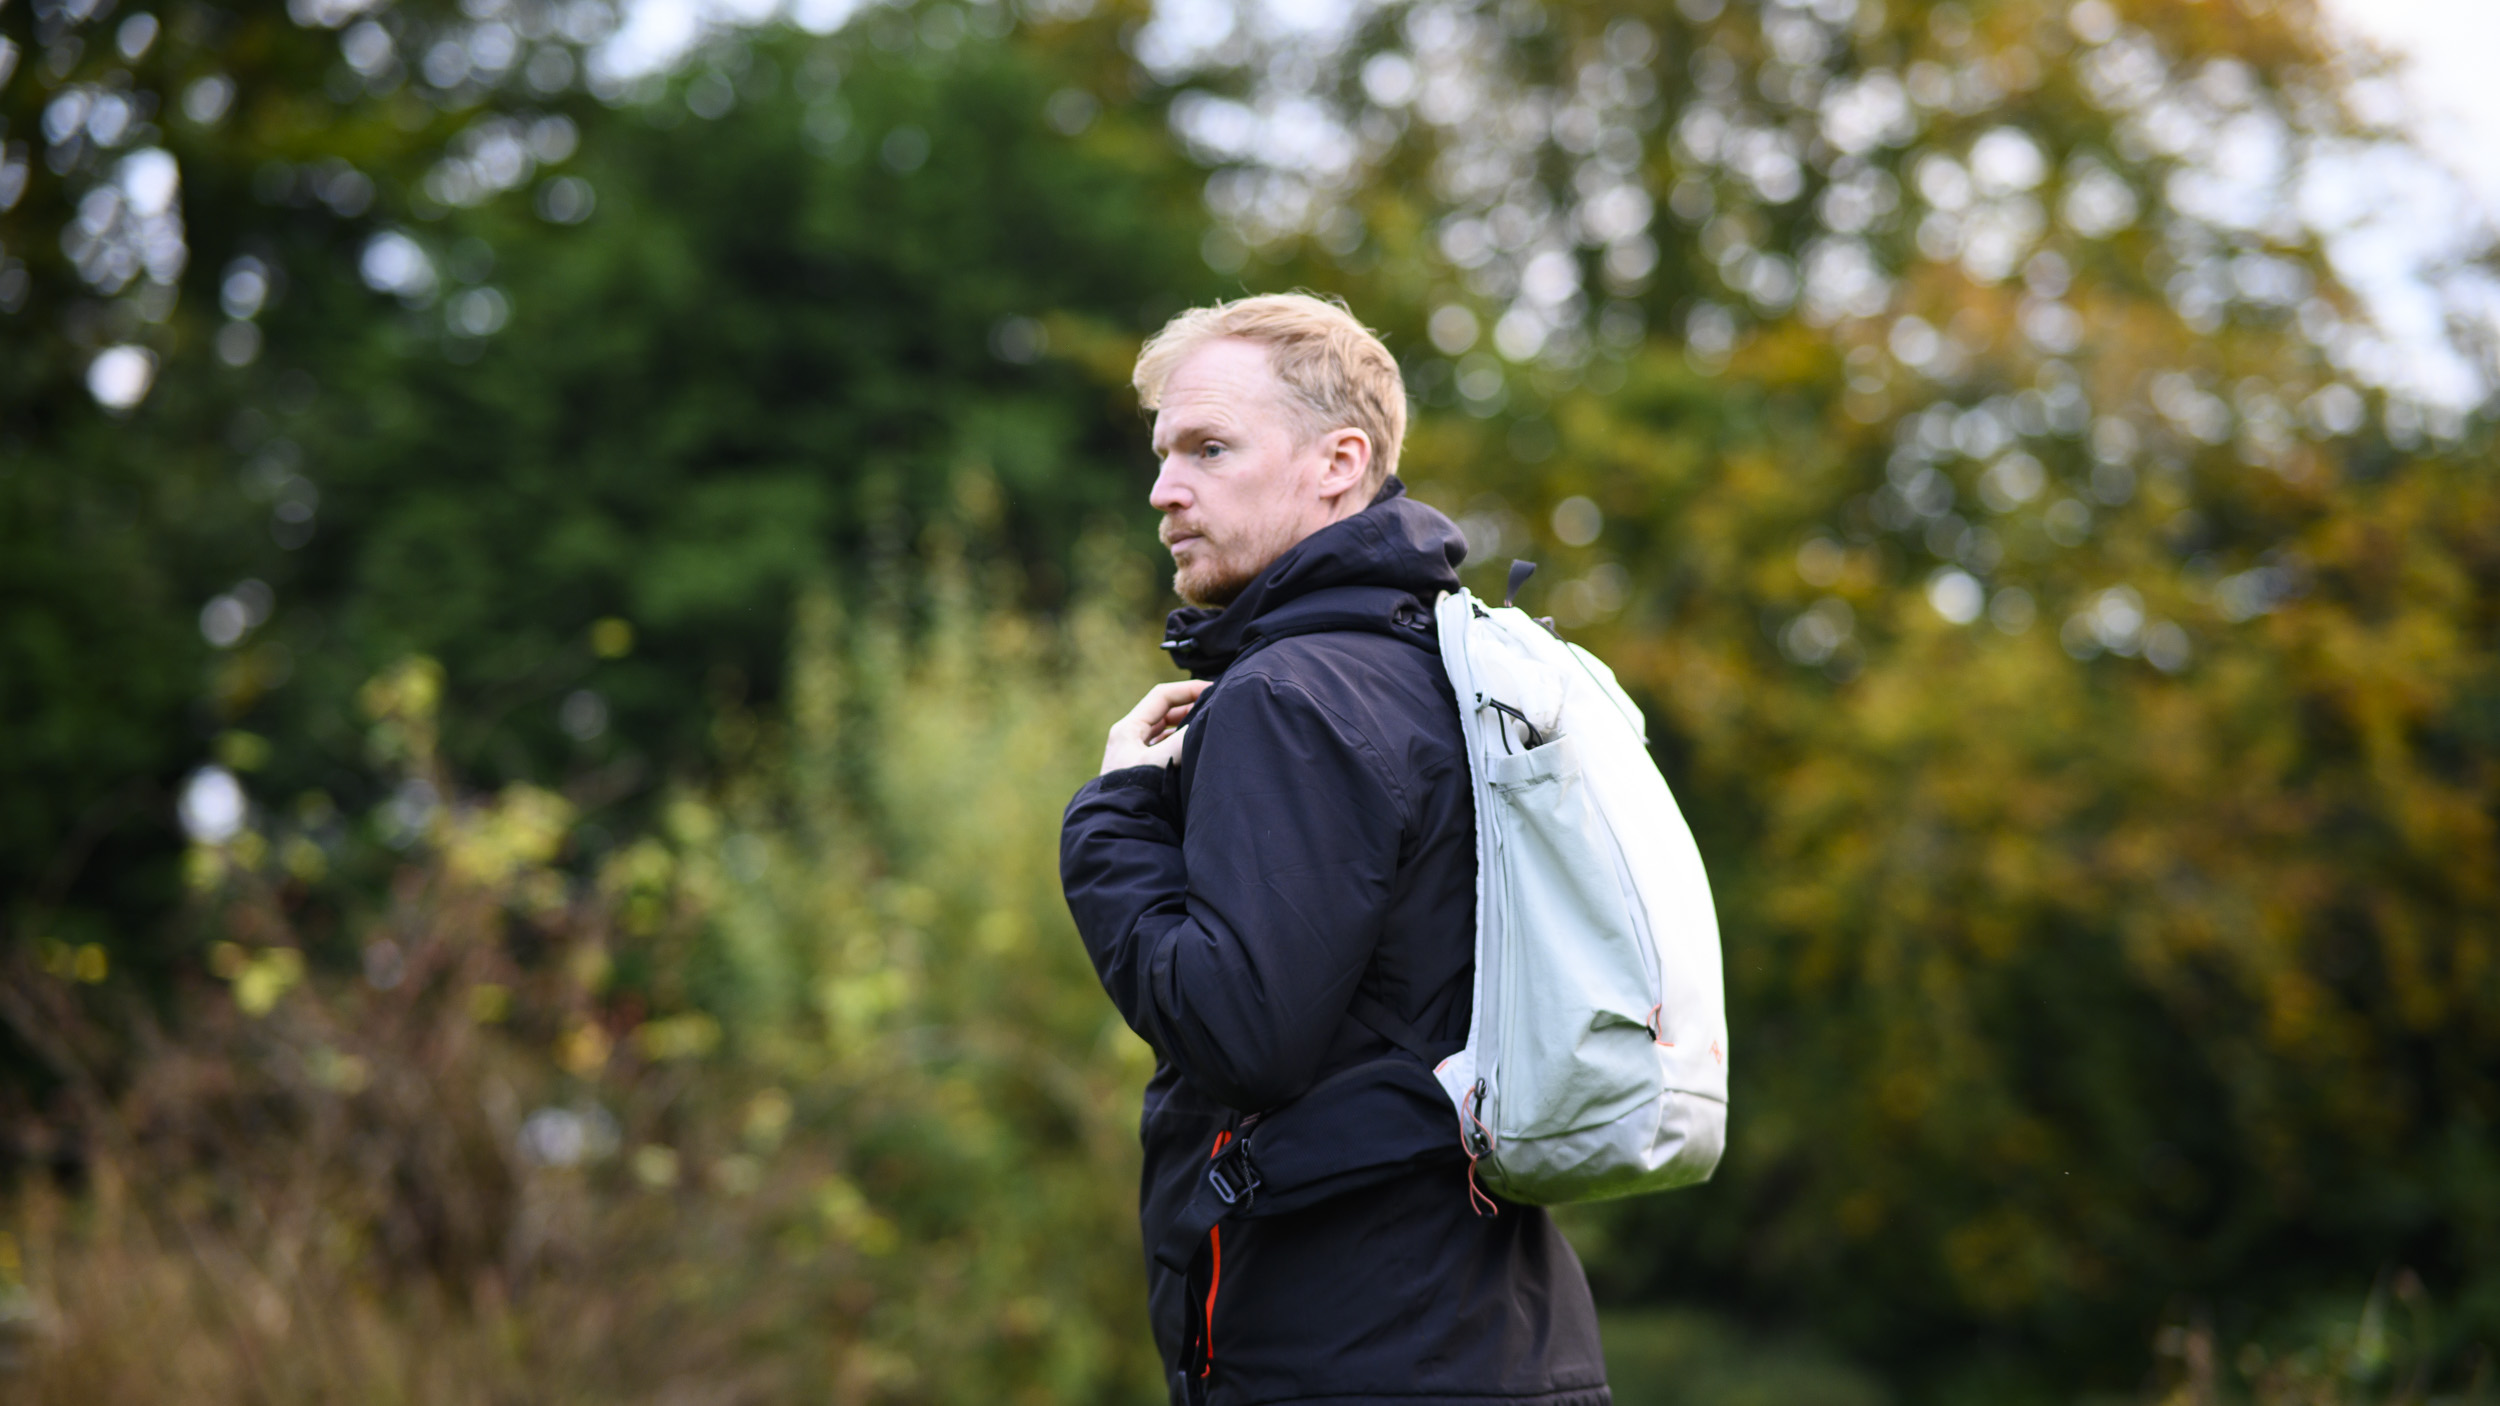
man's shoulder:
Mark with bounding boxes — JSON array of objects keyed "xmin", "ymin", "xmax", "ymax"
[
  {"xmin": 1212, "ymin": 630, "xmax": 1462, "ymax": 770},
  {"xmin": 1231, "ymin": 627, "xmax": 1447, "ymax": 705}
]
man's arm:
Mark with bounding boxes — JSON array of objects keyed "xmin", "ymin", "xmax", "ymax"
[{"xmin": 1061, "ymin": 672, "xmax": 1405, "ymax": 1112}]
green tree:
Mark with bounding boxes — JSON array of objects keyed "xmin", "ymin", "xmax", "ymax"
[
  {"xmin": 3, "ymin": 0, "xmax": 619, "ymax": 994},
  {"xmin": 235, "ymin": 20, "xmax": 1218, "ymax": 806},
  {"xmin": 1, "ymin": 2, "xmax": 1215, "ymax": 1007}
]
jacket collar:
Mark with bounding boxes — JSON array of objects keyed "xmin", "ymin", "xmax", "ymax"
[{"xmin": 1161, "ymin": 477, "xmax": 1467, "ymax": 680}]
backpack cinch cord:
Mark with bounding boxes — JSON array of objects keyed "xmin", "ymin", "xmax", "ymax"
[{"xmin": 1462, "ymin": 1082, "xmax": 1501, "ymax": 1218}]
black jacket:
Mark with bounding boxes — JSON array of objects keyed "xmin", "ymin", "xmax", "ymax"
[{"xmin": 1061, "ymin": 480, "xmax": 1610, "ymax": 1406}]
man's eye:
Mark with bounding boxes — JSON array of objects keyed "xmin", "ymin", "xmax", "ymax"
[{"xmin": 1199, "ymin": 443, "xmax": 1224, "ymax": 459}]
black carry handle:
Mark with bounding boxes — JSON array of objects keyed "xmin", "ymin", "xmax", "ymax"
[{"xmin": 1505, "ymin": 558, "xmax": 1537, "ymax": 607}]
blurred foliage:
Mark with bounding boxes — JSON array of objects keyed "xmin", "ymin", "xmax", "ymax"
[
  {"xmin": 5, "ymin": 0, "xmax": 2499, "ymax": 1399},
  {"xmin": 2137, "ymin": 1273, "xmax": 2497, "ymax": 1406},
  {"xmin": 3, "ymin": 543, "xmax": 1175, "ymax": 1402},
  {"xmin": 2, "ymin": 0, "xmax": 1214, "ymax": 998},
  {"xmin": 1600, "ymin": 1308, "xmax": 1890, "ymax": 1405}
]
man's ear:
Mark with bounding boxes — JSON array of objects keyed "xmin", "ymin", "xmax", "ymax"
[{"xmin": 1316, "ymin": 428, "xmax": 1373, "ymax": 504}]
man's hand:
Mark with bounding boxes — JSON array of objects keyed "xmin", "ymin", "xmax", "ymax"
[{"xmin": 1103, "ymin": 680, "xmax": 1211, "ymax": 775}]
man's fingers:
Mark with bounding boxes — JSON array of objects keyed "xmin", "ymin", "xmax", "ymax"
[
  {"xmin": 1146, "ymin": 700, "xmax": 1197, "ymax": 738},
  {"xmin": 1101, "ymin": 681, "xmax": 1210, "ymax": 775},
  {"xmin": 1140, "ymin": 680, "xmax": 1209, "ymax": 715},
  {"xmin": 1114, "ymin": 681, "xmax": 1210, "ymax": 738},
  {"xmin": 1138, "ymin": 727, "xmax": 1188, "ymax": 768}
]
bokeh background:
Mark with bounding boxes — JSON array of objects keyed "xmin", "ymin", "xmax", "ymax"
[{"xmin": 3, "ymin": 0, "xmax": 2496, "ymax": 1400}]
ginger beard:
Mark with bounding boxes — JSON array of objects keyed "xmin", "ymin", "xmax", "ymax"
[{"xmin": 1160, "ymin": 508, "xmax": 1304, "ymax": 608}]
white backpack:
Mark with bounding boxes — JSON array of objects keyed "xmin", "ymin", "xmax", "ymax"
[{"xmin": 1425, "ymin": 580, "xmax": 1728, "ymax": 1204}]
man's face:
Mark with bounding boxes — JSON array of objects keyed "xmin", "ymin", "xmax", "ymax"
[{"xmin": 1149, "ymin": 338, "xmax": 1349, "ymax": 608}]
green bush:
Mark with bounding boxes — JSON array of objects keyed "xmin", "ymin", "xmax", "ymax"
[{"xmin": 1, "ymin": 542, "xmax": 1172, "ymax": 1403}]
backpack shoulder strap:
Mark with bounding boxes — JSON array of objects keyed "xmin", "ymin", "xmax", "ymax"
[
  {"xmin": 1347, "ymin": 991, "xmax": 1466, "ymax": 1066},
  {"xmin": 1347, "ymin": 991, "xmax": 1436, "ymax": 1064},
  {"xmin": 1224, "ymin": 586, "xmax": 1462, "ymax": 1069}
]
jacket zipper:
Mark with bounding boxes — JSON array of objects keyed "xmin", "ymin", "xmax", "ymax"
[{"xmin": 1201, "ymin": 1127, "xmax": 1233, "ymax": 1379}]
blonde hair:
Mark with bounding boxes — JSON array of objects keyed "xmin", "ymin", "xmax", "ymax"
[{"xmin": 1133, "ymin": 292, "xmax": 1407, "ymax": 493}]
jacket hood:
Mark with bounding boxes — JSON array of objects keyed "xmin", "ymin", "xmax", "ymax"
[{"xmin": 1161, "ymin": 477, "xmax": 1468, "ymax": 679}]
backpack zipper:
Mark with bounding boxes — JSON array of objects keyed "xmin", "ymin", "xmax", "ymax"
[
  {"xmin": 1597, "ymin": 805, "xmax": 1667, "ymax": 1044},
  {"xmin": 1454, "ymin": 611, "xmax": 1508, "ymax": 1167},
  {"xmin": 1482, "ymin": 807, "xmax": 1518, "ymax": 1153}
]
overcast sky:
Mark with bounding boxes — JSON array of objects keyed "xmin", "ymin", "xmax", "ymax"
[
  {"xmin": 2317, "ymin": 0, "xmax": 2500, "ymax": 217},
  {"xmin": 596, "ymin": 0, "xmax": 2499, "ymax": 405},
  {"xmin": 2298, "ymin": 0, "xmax": 2500, "ymax": 406}
]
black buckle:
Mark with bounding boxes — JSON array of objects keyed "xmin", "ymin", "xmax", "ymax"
[{"xmin": 1206, "ymin": 1143, "xmax": 1261, "ymax": 1208}]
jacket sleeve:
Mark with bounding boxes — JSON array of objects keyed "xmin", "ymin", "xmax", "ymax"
[{"xmin": 1061, "ymin": 674, "xmax": 1405, "ymax": 1112}]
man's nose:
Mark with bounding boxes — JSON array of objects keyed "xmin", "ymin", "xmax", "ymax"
[{"xmin": 1148, "ymin": 456, "xmax": 1190, "ymax": 513}]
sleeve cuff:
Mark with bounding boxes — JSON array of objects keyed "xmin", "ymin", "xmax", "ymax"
[{"xmin": 1096, "ymin": 763, "xmax": 1171, "ymax": 796}]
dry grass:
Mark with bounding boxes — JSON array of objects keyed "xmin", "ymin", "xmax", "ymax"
[{"xmin": 0, "ymin": 875, "xmax": 870, "ymax": 1405}]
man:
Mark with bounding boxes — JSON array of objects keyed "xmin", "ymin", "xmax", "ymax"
[{"xmin": 1059, "ymin": 293, "xmax": 1610, "ymax": 1406}]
